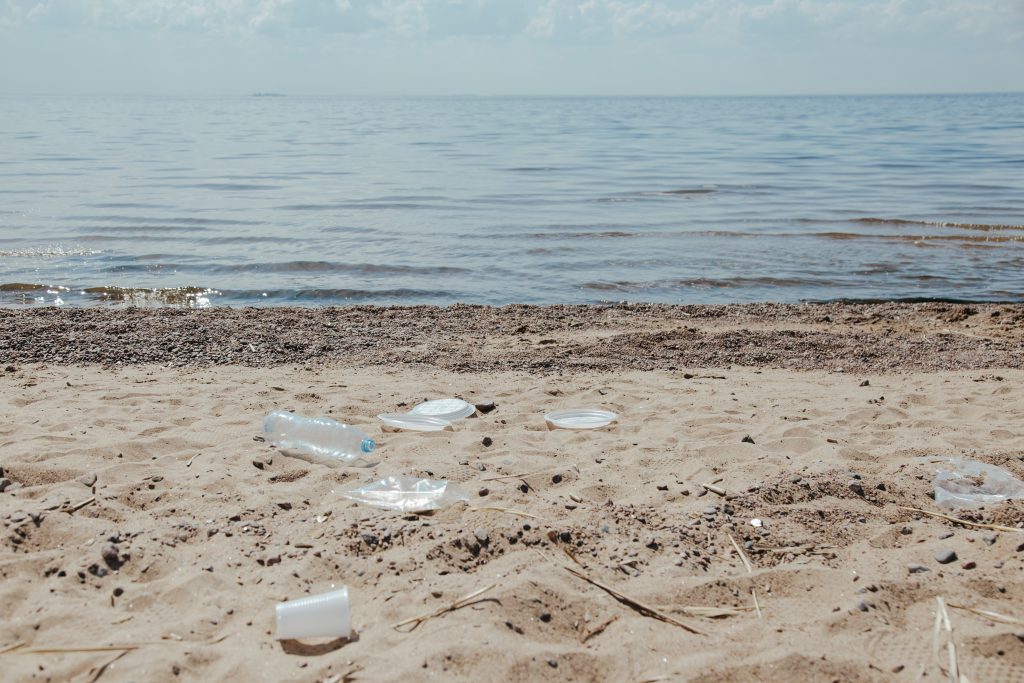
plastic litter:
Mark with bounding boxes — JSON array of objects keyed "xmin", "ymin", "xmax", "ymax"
[
  {"xmin": 263, "ymin": 410, "xmax": 375, "ymax": 467},
  {"xmin": 336, "ymin": 476, "xmax": 470, "ymax": 513},
  {"xmin": 276, "ymin": 586, "xmax": 351, "ymax": 640},
  {"xmin": 409, "ymin": 398, "xmax": 476, "ymax": 423},
  {"xmin": 933, "ymin": 458, "xmax": 1024, "ymax": 509},
  {"xmin": 544, "ymin": 408, "xmax": 617, "ymax": 429},
  {"xmin": 377, "ymin": 413, "xmax": 452, "ymax": 432}
]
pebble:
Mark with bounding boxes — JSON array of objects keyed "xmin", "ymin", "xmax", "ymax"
[
  {"xmin": 847, "ymin": 480, "xmax": 865, "ymax": 496},
  {"xmin": 478, "ymin": 488, "xmax": 489, "ymax": 497},
  {"xmin": 741, "ymin": 435, "xmax": 755, "ymax": 444},
  {"xmin": 547, "ymin": 659, "xmax": 558, "ymax": 668},
  {"xmin": 100, "ymin": 543, "xmax": 121, "ymax": 569},
  {"xmin": 934, "ymin": 549, "xmax": 957, "ymax": 564},
  {"xmin": 475, "ymin": 401, "xmax": 496, "ymax": 414},
  {"xmin": 982, "ymin": 534, "xmax": 997, "ymax": 546},
  {"xmin": 0, "ymin": 478, "xmax": 12, "ymax": 493},
  {"xmin": 481, "ymin": 437, "xmax": 493, "ymax": 447},
  {"xmin": 702, "ymin": 505, "xmax": 719, "ymax": 515},
  {"xmin": 551, "ymin": 474, "xmax": 562, "ymax": 484},
  {"xmin": 474, "ymin": 528, "xmax": 490, "ymax": 545},
  {"xmin": 899, "ymin": 526, "xmax": 912, "ymax": 535},
  {"xmin": 938, "ymin": 531, "xmax": 954, "ymax": 540},
  {"xmin": 860, "ymin": 379, "xmax": 870, "ymax": 386},
  {"xmin": 907, "ymin": 564, "xmax": 930, "ymax": 574},
  {"xmin": 78, "ymin": 472, "xmax": 97, "ymax": 487},
  {"xmin": 961, "ymin": 560, "xmax": 976, "ymax": 570}
]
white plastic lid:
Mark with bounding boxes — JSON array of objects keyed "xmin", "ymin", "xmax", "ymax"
[
  {"xmin": 377, "ymin": 413, "xmax": 452, "ymax": 431},
  {"xmin": 408, "ymin": 398, "xmax": 476, "ymax": 423},
  {"xmin": 544, "ymin": 408, "xmax": 617, "ymax": 429}
]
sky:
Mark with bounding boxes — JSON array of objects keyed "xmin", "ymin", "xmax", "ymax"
[{"xmin": 1, "ymin": 0, "xmax": 1022, "ymax": 96}]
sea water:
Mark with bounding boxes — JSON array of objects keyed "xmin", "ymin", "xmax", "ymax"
[{"xmin": 1, "ymin": 93, "xmax": 1022, "ymax": 307}]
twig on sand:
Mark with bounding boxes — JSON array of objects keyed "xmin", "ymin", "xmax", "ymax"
[
  {"xmin": 728, "ymin": 534, "xmax": 753, "ymax": 574},
  {"xmin": 581, "ymin": 615, "xmax": 619, "ymax": 643},
  {"xmin": 680, "ymin": 606, "xmax": 753, "ymax": 618},
  {"xmin": 948, "ymin": 603, "xmax": 1024, "ymax": 627},
  {"xmin": 186, "ymin": 453, "xmax": 201, "ymax": 468},
  {"xmin": 65, "ymin": 497, "xmax": 96, "ymax": 514},
  {"xmin": 563, "ymin": 566, "xmax": 704, "ymax": 635},
  {"xmin": 899, "ymin": 506, "xmax": 1023, "ymax": 533},
  {"xmin": 87, "ymin": 649, "xmax": 129, "ymax": 683},
  {"xmin": 12, "ymin": 645, "xmax": 141, "ymax": 655},
  {"xmin": 470, "ymin": 506, "xmax": 541, "ymax": 520},
  {"xmin": 701, "ymin": 483, "xmax": 726, "ymax": 497},
  {"xmin": 393, "ymin": 584, "xmax": 497, "ymax": 632},
  {"xmin": 0, "ymin": 641, "xmax": 26, "ymax": 655},
  {"xmin": 933, "ymin": 597, "xmax": 964, "ymax": 683},
  {"xmin": 751, "ymin": 589, "xmax": 762, "ymax": 619}
]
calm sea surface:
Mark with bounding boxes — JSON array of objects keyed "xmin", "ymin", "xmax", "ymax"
[{"xmin": 1, "ymin": 93, "xmax": 1022, "ymax": 307}]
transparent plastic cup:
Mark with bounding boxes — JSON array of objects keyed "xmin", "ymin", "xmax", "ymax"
[{"xmin": 276, "ymin": 587, "xmax": 351, "ymax": 640}]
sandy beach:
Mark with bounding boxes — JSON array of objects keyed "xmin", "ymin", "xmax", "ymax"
[{"xmin": 2, "ymin": 303, "xmax": 1023, "ymax": 682}]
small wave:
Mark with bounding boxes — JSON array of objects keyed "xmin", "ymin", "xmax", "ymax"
[
  {"xmin": 210, "ymin": 261, "xmax": 471, "ymax": 275},
  {"xmin": 583, "ymin": 276, "xmax": 831, "ymax": 292},
  {"xmin": 63, "ymin": 214, "xmax": 264, "ymax": 226},
  {"xmin": 653, "ymin": 187, "xmax": 718, "ymax": 196},
  {"xmin": 0, "ymin": 246, "xmax": 100, "ymax": 257},
  {"xmin": 224, "ymin": 287, "xmax": 460, "ymax": 302},
  {"xmin": 834, "ymin": 217, "xmax": 1024, "ymax": 232},
  {"xmin": 188, "ymin": 183, "xmax": 282, "ymax": 191}
]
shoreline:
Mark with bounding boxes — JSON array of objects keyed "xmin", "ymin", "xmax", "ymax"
[{"xmin": 2, "ymin": 301, "xmax": 1022, "ymax": 371}]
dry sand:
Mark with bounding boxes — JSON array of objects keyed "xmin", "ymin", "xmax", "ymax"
[{"xmin": 2, "ymin": 304, "xmax": 1024, "ymax": 682}]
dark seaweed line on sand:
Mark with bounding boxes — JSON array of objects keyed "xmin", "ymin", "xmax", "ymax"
[{"xmin": 0, "ymin": 303, "xmax": 1022, "ymax": 372}]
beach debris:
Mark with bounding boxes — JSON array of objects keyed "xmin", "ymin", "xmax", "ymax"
[
  {"xmin": 544, "ymin": 409, "xmax": 617, "ymax": 430},
  {"xmin": 263, "ymin": 410, "xmax": 375, "ymax": 467},
  {"xmin": 393, "ymin": 584, "xmax": 496, "ymax": 631},
  {"xmin": 933, "ymin": 458, "xmax": 1024, "ymax": 509},
  {"xmin": 750, "ymin": 518, "xmax": 763, "ymax": 528},
  {"xmin": 276, "ymin": 587, "xmax": 351, "ymax": 640},
  {"xmin": 336, "ymin": 476, "xmax": 470, "ymax": 513},
  {"xmin": 701, "ymin": 483, "xmax": 726, "ymax": 497}
]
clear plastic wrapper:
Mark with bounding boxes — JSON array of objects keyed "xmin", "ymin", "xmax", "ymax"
[
  {"xmin": 934, "ymin": 458, "xmax": 1024, "ymax": 509},
  {"xmin": 336, "ymin": 476, "xmax": 470, "ymax": 513}
]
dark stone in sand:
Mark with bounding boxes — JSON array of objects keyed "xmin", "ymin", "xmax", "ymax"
[
  {"xmin": 475, "ymin": 401, "xmax": 497, "ymax": 414},
  {"xmin": 847, "ymin": 480, "xmax": 865, "ymax": 496},
  {"xmin": 860, "ymin": 380, "xmax": 870, "ymax": 386},
  {"xmin": 101, "ymin": 543, "xmax": 122, "ymax": 569},
  {"xmin": 741, "ymin": 435, "xmax": 755, "ymax": 444},
  {"xmin": 481, "ymin": 436, "xmax": 493, "ymax": 447}
]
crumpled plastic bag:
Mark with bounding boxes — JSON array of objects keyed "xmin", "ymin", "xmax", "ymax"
[
  {"xmin": 934, "ymin": 458, "xmax": 1024, "ymax": 510},
  {"xmin": 336, "ymin": 476, "xmax": 470, "ymax": 513}
]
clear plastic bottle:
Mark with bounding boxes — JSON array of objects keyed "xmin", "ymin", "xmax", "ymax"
[{"xmin": 262, "ymin": 410, "xmax": 376, "ymax": 467}]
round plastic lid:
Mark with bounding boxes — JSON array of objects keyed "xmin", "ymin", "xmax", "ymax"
[
  {"xmin": 544, "ymin": 408, "xmax": 617, "ymax": 429},
  {"xmin": 409, "ymin": 398, "xmax": 476, "ymax": 423},
  {"xmin": 377, "ymin": 413, "xmax": 452, "ymax": 432}
]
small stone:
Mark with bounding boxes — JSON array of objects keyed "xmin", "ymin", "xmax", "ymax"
[
  {"xmin": 4, "ymin": 365, "xmax": 15, "ymax": 372},
  {"xmin": 252, "ymin": 458, "xmax": 266, "ymax": 470},
  {"xmin": 539, "ymin": 612, "xmax": 551, "ymax": 622},
  {"xmin": 551, "ymin": 474, "xmax": 563, "ymax": 484},
  {"xmin": 558, "ymin": 531, "xmax": 572, "ymax": 543},
  {"xmin": 856, "ymin": 600, "xmax": 870, "ymax": 612},
  {"xmin": 482, "ymin": 436, "xmax": 493, "ymax": 447},
  {"xmin": 907, "ymin": 564, "xmax": 930, "ymax": 574},
  {"xmin": 847, "ymin": 480, "xmax": 865, "ymax": 496},
  {"xmin": 275, "ymin": 502, "xmax": 292, "ymax": 511},
  {"xmin": 938, "ymin": 531, "xmax": 954, "ymax": 540},
  {"xmin": 961, "ymin": 560, "xmax": 976, "ymax": 570},
  {"xmin": 547, "ymin": 659, "xmax": 558, "ymax": 668},
  {"xmin": 100, "ymin": 543, "xmax": 121, "ymax": 569},
  {"xmin": 860, "ymin": 380, "xmax": 870, "ymax": 387},
  {"xmin": 78, "ymin": 472, "xmax": 97, "ymax": 487},
  {"xmin": 0, "ymin": 478, "xmax": 12, "ymax": 493},
  {"xmin": 934, "ymin": 549, "xmax": 957, "ymax": 564},
  {"xmin": 474, "ymin": 528, "xmax": 490, "ymax": 545},
  {"xmin": 478, "ymin": 488, "xmax": 489, "ymax": 497},
  {"xmin": 703, "ymin": 505, "xmax": 719, "ymax": 516},
  {"xmin": 983, "ymin": 534, "xmax": 997, "ymax": 546},
  {"xmin": 899, "ymin": 526, "xmax": 912, "ymax": 535},
  {"xmin": 789, "ymin": 475, "xmax": 802, "ymax": 484},
  {"xmin": 475, "ymin": 401, "xmax": 497, "ymax": 414},
  {"xmin": 113, "ymin": 587, "xmax": 124, "ymax": 597},
  {"xmin": 741, "ymin": 435, "xmax": 755, "ymax": 444}
]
